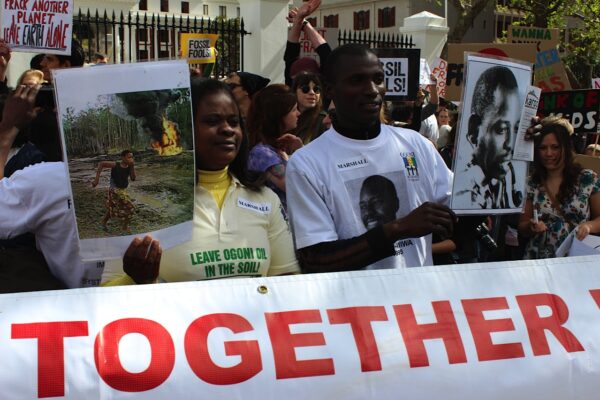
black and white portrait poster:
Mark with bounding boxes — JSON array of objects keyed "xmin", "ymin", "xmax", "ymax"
[{"xmin": 451, "ymin": 54, "xmax": 532, "ymax": 215}]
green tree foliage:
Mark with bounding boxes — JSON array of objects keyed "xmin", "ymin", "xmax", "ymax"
[
  {"xmin": 502, "ymin": 0, "xmax": 600, "ymax": 86},
  {"xmin": 63, "ymin": 88, "xmax": 192, "ymax": 157}
]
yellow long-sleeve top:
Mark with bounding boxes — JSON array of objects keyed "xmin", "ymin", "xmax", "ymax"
[{"xmin": 102, "ymin": 169, "xmax": 299, "ymax": 285}]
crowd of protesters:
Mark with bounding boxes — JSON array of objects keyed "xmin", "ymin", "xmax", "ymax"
[{"xmin": 1, "ymin": 0, "xmax": 599, "ymax": 293}]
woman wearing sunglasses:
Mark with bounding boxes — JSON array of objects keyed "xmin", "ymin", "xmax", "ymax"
[
  {"xmin": 292, "ymin": 72, "xmax": 327, "ymax": 144},
  {"xmin": 247, "ymin": 84, "xmax": 302, "ymax": 210}
]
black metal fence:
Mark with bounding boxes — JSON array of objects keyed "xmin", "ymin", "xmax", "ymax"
[
  {"xmin": 337, "ymin": 30, "xmax": 415, "ymax": 49},
  {"xmin": 72, "ymin": 9, "xmax": 249, "ymax": 77}
]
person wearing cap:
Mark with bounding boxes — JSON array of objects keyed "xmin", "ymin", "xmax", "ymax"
[
  {"xmin": 284, "ymin": 0, "xmax": 330, "ymax": 87},
  {"xmin": 290, "ymin": 57, "xmax": 320, "ymax": 81},
  {"xmin": 224, "ymin": 71, "xmax": 270, "ymax": 119}
]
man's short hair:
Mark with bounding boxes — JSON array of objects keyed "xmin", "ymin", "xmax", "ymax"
[
  {"xmin": 468, "ymin": 66, "xmax": 517, "ymax": 145},
  {"xmin": 30, "ymin": 53, "xmax": 44, "ymax": 70},
  {"xmin": 323, "ymin": 43, "xmax": 376, "ymax": 86},
  {"xmin": 121, "ymin": 149, "xmax": 132, "ymax": 157},
  {"xmin": 55, "ymin": 39, "xmax": 85, "ymax": 67},
  {"xmin": 471, "ymin": 66, "xmax": 517, "ymax": 117}
]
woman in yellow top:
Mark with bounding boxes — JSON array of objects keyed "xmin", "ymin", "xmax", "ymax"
[{"xmin": 103, "ymin": 78, "xmax": 300, "ymax": 285}]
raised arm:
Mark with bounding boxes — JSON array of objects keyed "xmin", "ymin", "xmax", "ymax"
[
  {"xmin": 284, "ymin": 0, "xmax": 322, "ymax": 86},
  {"xmin": 287, "ymin": 0, "xmax": 321, "ymax": 44},
  {"xmin": 92, "ymin": 161, "xmax": 116, "ymax": 187},
  {"xmin": 302, "ymin": 20, "xmax": 327, "ymax": 50}
]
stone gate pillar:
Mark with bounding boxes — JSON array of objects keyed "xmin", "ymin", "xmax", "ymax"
[{"xmin": 238, "ymin": 0, "xmax": 289, "ymax": 83}]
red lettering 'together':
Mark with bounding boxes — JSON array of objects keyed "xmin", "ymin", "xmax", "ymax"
[{"xmin": 9, "ymin": 291, "xmax": 593, "ymax": 398}]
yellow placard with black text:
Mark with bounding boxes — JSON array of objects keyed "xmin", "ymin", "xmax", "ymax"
[{"xmin": 180, "ymin": 33, "xmax": 219, "ymax": 64}]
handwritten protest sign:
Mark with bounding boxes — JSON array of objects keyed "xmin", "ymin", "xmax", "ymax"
[
  {"xmin": 533, "ymin": 48, "xmax": 571, "ymax": 92},
  {"xmin": 1, "ymin": 0, "xmax": 73, "ymax": 54},
  {"xmin": 446, "ymin": 43, "xmax": 536, "ymax": 101},
  {"xmin": 180, "ymin": 33, "xmax": 218, "ymax": 64},
  {"xmin": 538, "ymin": 89, "xmax": 600, "ymax": 134},
  {"xmin": 373, "ymin": 48, "xmax": 420, "ymax": 100},
  {"xmin": 508, "ymin": 26, "xmax": 559, "ymax": 52},
  {"xmin": 297, "ymin": 27, "xmax": 339, "ymax": 58},
  {"xmin": 430, "ymin": 57, "xmax": 448, "ymax": 99}
]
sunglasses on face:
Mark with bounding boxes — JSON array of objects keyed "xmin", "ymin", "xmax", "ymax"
[{"xmin": 300, "ymin": 84, "xmax": 320, "ymax": 94}]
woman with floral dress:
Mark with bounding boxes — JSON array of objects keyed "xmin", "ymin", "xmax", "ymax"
[{"xmin": 518, "ymin": 116, "xmax": 600, "ymax": 258}]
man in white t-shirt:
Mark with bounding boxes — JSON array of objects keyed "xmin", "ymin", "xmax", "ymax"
[{"xmin": 286, "ymin": 44, "xmax": 456, "ymax": 272}]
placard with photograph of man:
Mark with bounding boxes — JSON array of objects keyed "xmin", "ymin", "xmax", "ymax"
[{"xmin": 451, "ymin": 54, "xmax": 532, "ymax": 215}]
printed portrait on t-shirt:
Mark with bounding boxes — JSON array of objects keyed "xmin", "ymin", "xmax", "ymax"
[{"xmin": 344, "ymin": 172, "xmax": 409, "ymax": 231}]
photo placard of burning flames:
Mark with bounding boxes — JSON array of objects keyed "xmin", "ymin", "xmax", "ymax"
[
  {"xmin": 153, "ymin": 116, "xmax": 183, "ymax": 156},
  {"xmin": 53, "ymin": 60, "xmax": 195, "ymax": 261}
]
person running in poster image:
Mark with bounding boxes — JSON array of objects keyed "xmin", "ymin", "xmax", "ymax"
[
  {"xmin": 285, "ymin": 44, "xmax": 456, "ymax": 273},
  {"xmin": 92, "ymin": 150, "xmax": 136, "ymax": 232}
]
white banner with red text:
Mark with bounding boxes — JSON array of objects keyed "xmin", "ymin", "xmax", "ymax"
[{"xmin": 2, "ymin": 256, "xmax": 600, "ymax": 399}]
